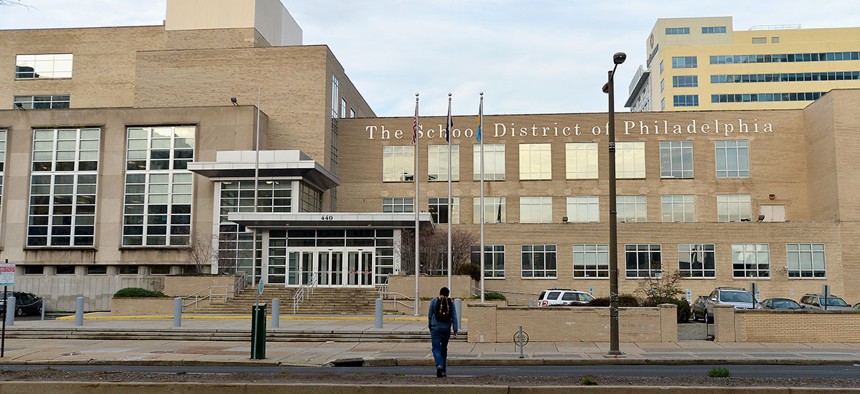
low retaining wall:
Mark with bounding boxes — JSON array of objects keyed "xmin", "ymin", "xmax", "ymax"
[
  {"xmin": 163, "ymin": 275, "xmax": 240, "ymax": 297},
  {"xmin": 386, "ymin": 275, "xmax": 471, "ymax": 299},
  {"xmin": 467, "ymin": 303, "xmax": 677, "ymax": 343},
  {"xmin": 111, "ymin": 297, "xmax": 175, "ymax": 315},
  {"xmin": 714, "ymin": 304, "xmax": 860, "ymax": 342}
]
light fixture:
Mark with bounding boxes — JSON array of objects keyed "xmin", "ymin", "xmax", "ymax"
[
  {"xmin": 769, "ymin": 194, "xmax": 775, "ymax": 200},
  {"xmin": 14, "ymin": 102, "xmax": 25, "ymax": 110},
  {"xmin": 757, "ymin": 214, "xmax": 766, "ymax": 222},
  {"xmin": 230, "ymin": 97, "xmax": 239, "ymax": 106},
  {"xmin": 562, "ymin": 216, "xmax": 569, "ymax": 223}
]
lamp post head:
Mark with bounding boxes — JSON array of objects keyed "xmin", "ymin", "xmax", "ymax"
[
  {"xmin": 602, "ymin": 83, "xmax": 610, "ymax": 94},
  {"xmin": 230, "ymin": 97, "xmax": 238, "ymax": 106},
  {"xmin": 613, "ymin": 52, "xmax": 627, "ymax": 65}
]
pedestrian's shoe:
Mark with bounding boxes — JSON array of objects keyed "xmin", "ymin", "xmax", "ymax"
[{"xmin": 436, "ymin": 367, "xmax": 444, "ymax": 378}]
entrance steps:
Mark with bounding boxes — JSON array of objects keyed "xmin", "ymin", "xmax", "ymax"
[{"xmin": 191, "ymin": 286, "xmax": 378, "ymax": 315}]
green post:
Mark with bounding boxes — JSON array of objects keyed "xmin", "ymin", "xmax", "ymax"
[{"xmin": 251, "ymin": 303, "xmax": 266, "ymax": 359}]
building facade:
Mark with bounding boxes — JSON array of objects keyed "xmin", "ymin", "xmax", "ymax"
[{"xmin": 627, "ymin": 17, "xmax": 860, "ymax": 112}]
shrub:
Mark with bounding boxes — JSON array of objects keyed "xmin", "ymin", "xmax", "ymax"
[
  {"xmin": 708, "ymin": 367, "xmax": 730, "ymax": 378},
  {"xmin": 642, "ymin": 297, "xmax": 691, "ymax": 323},
  {"xmin": 484, "ymin": 291, "xmax": 506, "ymax": 301},
  {"xmin": 580, "ymin": 376, "xmax": 598, "ymax": 385},
  {"xmin": 587, "ymin": 294, "xmax": 640, "ymax": 307},
  {"xmin": 113, "ymin": 287, "xmax": 167, "ymax": 298}
]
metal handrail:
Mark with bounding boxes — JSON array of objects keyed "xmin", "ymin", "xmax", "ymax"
[
  {"xmin": 182, "ymin": 273, "xmax": 247, "ymax": 311},
  {"xmin": 380, "ymin": 289, "xmax": 420, "ymax": 314},
  {"xmin": 292, "ymin": 275, "xmax": 319, "ymax": 314}
]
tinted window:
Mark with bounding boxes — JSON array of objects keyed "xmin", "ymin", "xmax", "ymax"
[
  {"xmin": 547, "ymin": 291, "xmax": 562, "ymax": 300},
  {"xmin": 561, "ymin": 293, "xmax": 578, "ymax": 301}
]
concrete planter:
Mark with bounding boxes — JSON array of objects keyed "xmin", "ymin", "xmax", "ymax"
[{"xmin": 111, "ymin": 297, "xmax": 174, "ymax": 315}]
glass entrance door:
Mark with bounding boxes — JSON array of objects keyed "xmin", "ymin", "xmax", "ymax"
[
  {"xmin": 284, "ymin": 248, "xmax": 372, "ymax": 287},
  {"xmin": 346, "ymin": 249, "xmax": 374, "ymax": 286},
  {"xmin": 287, "ymin": 251, "xmax": 314, "ymax": 285},
  {"xmin": 317, "ymin": 250, "xmax": 345, "ymax": 286}
]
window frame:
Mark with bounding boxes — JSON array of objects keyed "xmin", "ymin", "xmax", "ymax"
[
  {"xmin": 519, "ymin": 196, "xmax": 553, "ymax": 224},
  {"xmin": 573, "ymin": 244, "xmax": 609, "ymax": 278},
  {"xmin": 565, "ymin": 142, "xmax": 598, "ymax": 179},
  {"xmin": 717, "ymin": 194, "xmax": 752, "ymax": 222},
  {"xmin": 471, "ymin": 244, "xmax": 505, "ymax": 279},
  {"xmin": 519, "ymin": 143, "xmax": 552, "ymax": 180},
  {"xmin": 617, "ymin": 195, "xmax": 647, "ymax": 223},
  {"xmin": 715, "ymin": 140, "xmax": 750, "ymax": 178},
  {"xmin": 473, "ymin": 196, "xmax": 506, "ymax": 224},
  {"xmin": 566, "ymin": 196, "xmax": 599, "ymax": 223},
  {"xmin": 661, "ymin": 195, "xmax": 696, "ymax": 222},
  {"xmin": 382, "ymin": 145, "xmax": 414, "ymax": 182},
  {"xmin": 677, "ymin": 243, "xmax": 716, "ymax": 278},
  {"xmin": 615, "ymin": 141, "xmax": 645, "ymax": 179},
  {"xmin": 732, "ymin": 243, "xmax": 770, "ymax": 278},
  {"xmin": 473, "ymin": 143, "xmax": 505, "ymax": 181},
  {"xmin": 625, "ymin": 244, "xmax": 662, "ymax": 278},
  {"xmin": 521, "ymin": 244, "xmax": 557, "ymax": 278},
  {"xmin": 659, "ymin": 140, "xmax": 694, "ymax": 178},
  {"xmin": 786, "ymin": 243, "xmax": 826, "ymax": 278},
  {"xmin": 428, "ymin": 144, "xmax": 460, "ymax": 182}
]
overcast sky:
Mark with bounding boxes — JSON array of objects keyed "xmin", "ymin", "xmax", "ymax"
[{"xmin": 3, "ymin": 0, "xmax": 860, "ymax": 117}]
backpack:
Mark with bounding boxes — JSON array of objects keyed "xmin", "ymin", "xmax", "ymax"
[{"xmin": 435, "ymin": 297, "xmax": 453, "ymax": 323}]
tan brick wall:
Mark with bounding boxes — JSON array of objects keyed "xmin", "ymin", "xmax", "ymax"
[
  {"xmin": 386, "ymin": 275, "xmax": 471, "ymax": 300},
  {"xmin": 715, "ymin": 307, "xmax": 860, "ymax": 342}
]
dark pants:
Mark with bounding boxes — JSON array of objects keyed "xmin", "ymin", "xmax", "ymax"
[{"xmin": 430, "ymin": 326, "xmax": 451, "ymax": 371}]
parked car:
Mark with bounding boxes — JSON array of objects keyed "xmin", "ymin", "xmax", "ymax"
[
  {"xmin": 704, "ymin": 287, "xmax": 756, "ymax": 321},
  {"xmin": 758, "ymin": 298, "xmax": 804, "ymax": 310},
  {"xmin": 537, "ymin": 289, "xmax": 594, "ymax": 307},
  {"xmin": 690, "ymin": 295, "xmax": 708, "ymax": 322},
  {"xmin": 0, "ymin": 292, "xmax": 43, "ymax": 316},
  {"xmin": 854, "ymin": 303, "xmax": 860, "ymax": 311},
  {"xmin": 799, "ymin": 294, "xmax": 854, "ymax": 311}
]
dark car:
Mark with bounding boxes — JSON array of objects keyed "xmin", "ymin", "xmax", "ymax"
[
  {"xmin": 0, "ymin": 292, "xmax": 43, "ymax": 316},
  {"xmin": 759, "ymin": 298, "xmax": 804, "ymax": 310},
  {"xmin": 691, "ymin": 295, "xmax": 708, "ymax": 321}
]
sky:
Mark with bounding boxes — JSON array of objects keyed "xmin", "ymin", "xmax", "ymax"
[{"xmin": 3, "ymin": 0, "xmax": 860, "ymax": 117}]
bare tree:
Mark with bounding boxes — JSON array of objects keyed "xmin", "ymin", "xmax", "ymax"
[
  {"xmin": 187, "ymin": 233, "xmax": 219, "ymax": 274},
  {"xmin": 398, "ymin": 228, "xmax": 478, "ymax": 276},
  {"xmin": 0, "ymin": 1, "xmax": 28, "ymax": 7}
]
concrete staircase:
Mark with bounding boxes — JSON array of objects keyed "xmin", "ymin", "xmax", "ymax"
[{"xmin": 192, "ymin": 286, "xmax": 379, "ymax": 315}]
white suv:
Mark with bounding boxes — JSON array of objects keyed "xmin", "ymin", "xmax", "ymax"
[{"xmin": 537, "ymin": 289, "xmax": 595, "ymax": 307}]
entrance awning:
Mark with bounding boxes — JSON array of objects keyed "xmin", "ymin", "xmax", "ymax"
[
  {"xmin": 228, "ymin": 212, "xmax": 434, "ymax": 229},
  {"xmin": 188, "ymin": 150, "xmax": 340, "ymax": 191}
]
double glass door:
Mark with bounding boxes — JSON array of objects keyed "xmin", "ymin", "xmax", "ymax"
[{"xmin": 275, "ymin": 248, "xmax": 373, "ymax": 287}]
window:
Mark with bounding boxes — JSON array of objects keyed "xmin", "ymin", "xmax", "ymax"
[
  {"xmin": 786, "ymin": 243, "xmax": 826, "ymax": 278},
  {"xmin": 471, "ymin": 245, "xmax": 505, "ymax": 278},
  {"xmin": 28, "ymin": 128, "xmax": 100, "ymax": 247},
  {"xmin": 428, "ymin": 145, "xmax": 459, "ymax": 181},
  {"xmin": 150, "ymin": 266, "xmax": 171, "ymax": 275},
  {"xmin": 521, "ymin": 244, "xmax": 556, "ymax": 278},
  {"xmin": 625, "ymin": 244, "xmax": 661, "ymax": 278},
  {"xmin": 15, "ymin": 54, "xmax": 73, "ymax": 79},
  {"xmin": 474, "ymin": 144, "xmax": 505, "ymax": 180},
  {"xmin": 661, "ymin": 195, "xmax": 695, "ymax": 222},
  {"xmin": 340, "ymin": 98, "xmax": 347, "ymax": 120},
  {"xmin": 429, "ymin": 197, "xmax": 459, "ymax": 224},
  {"xmin": 118, "ymin": 266, "xmax": 140, "ymax": 275},
  {"xmin": 702, "ymin": 26, "xmax": 727, "ymax": 34},
  {"xmin": 760, "ymin": 204, "xmax": 786, "ymax": 222},
  {"xmin": 382, "ymin": 197, "xmax": 413, "ymax": 213},
  {"xmin": 299, "ymin": 183, "xmax": 322, "ymax": 213},
  {"xmin": 659, "ymin": 141, "xmax": 693, "ymax": 178},
  {"xmin": 13, "ymin": 95, "xmax": 70, "ymax": 109},
  {"xmin": 565, "ymin": 143, "xmax": 598, "ymax": 179},
  {"xmin": 673, "ymin": 95, "xmax": 699, "ymax": 107},
  {"xmin": 659, "ymin": 60, "xmax": 664, "ymax": 74},
  {"xmin": 661, "ymin": 98, "xmax": 666, "ymax": 110},
  {"xmin": 752, "ymin": 37, "xmax": 767, "ymax": 44},
  {"xmin": 24, "ymin": 266, "xmax": 44, "ymax": 275},
  {"xmin": 519, "ymin": 143, "xmax": 551, "ymax": 180},
  {"xmin": 665, "ymin": 27, "xmax": 690, "ymax": 35},
  {"xmin": 771, "ymin": 37, "xmax": 780, "ymax": 44},
  {"xmin": 615, "ymin": 142, "xmax": 645, "ymax": 178},
  {"xmin": 473, "ymin": 196, "xmax": 506, "ymax": 224},
  {"xmin": 672, "ymin": 75, "xmax": 698, "ymax": 88},
  {"xmin": 55, "ymin": 266, "xmax": 75, "ymax": 275},
  {"xmin": 711, "ymin": 72, "xmax": 860, "ymax": 84},
  {"xmin": 331, "ymin": 75, "xmax": 339, "ymax": 118},
  {"xmin": 617, "ymin": 195, "xmax": 647, "ymax": 222},
  {"xmin": 566, "ymin": 196, "xmax": 599, "ymax": 223},
  {"xmin": 711, "ymin": 51, "xmax": 860, "ymax": 65},
  {"xmin": 717, "ymin": 194, "xmax": 752, "ymax": 222},
  {"xmin": 732, "ymin": 244, "xmax": 770, "ymax": 278},
  {"xmin": 671, "ymin": 56, "xmax": 697, "ymax": 68},
  {"xmin": 122, "ymin": 126, "xmax": 195, "ymax": 247},
  {"xmin": 382, "ymin": 145, "xmax": 414, "ymax": 182},
  {"xmin": 677, "ymin": 244, "xmax": 715, "ymax": 278},
  {"xmin": 660, "ymin": 79, "xmax": 664, "ymax": 92},
  {"xmin": 520, "ymin": 197, "xmax": 552, "ymax": 224},
  {"xmin": 715, "ymin": 140, "xmax": 750, "ymax": 178},
  {"xmin": 711, "ymin": 92, "xmax": 826, "ymax": 103},
  {"xmin": 573, "ymin": 244, "xmax": 608, "ymax": 278},
  {"xmin": 87, "ymin": 266, "xmax": 107, "ymax": 275},
  {"xmin": 349, "ymin": 109, "xmax": 355, "ymax": 118}
]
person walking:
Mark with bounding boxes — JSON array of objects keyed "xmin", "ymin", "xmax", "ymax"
[{"xmin": 428, "ymin": 286, "xmax": 458, "ymax": 377}]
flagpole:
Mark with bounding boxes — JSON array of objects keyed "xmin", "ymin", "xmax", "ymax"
[
  {"xmin": 413, "ymin": 93, "xmax": 420, "ymax": 316},
  {"xmin": 478, "ymin": 93, "xmax": 485, "ymax": 303},
  {"xmin": 446, "ymin": 93, "xmax": 453, "ymax": 291}
]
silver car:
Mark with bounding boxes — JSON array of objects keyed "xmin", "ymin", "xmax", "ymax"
[
  {"xmin": 704, "ymin": 287, "xmax": 756, "ymax": 321},
  {"xmin": 799, "ymin": 294, "xmax": 854, "ymax": 311}
]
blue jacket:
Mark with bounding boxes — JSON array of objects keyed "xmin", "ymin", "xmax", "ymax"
[{"xmin": 428, "ymin": 296, "xmax": 458, "ymax": 333}]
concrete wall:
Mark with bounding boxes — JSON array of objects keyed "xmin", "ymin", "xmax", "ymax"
[
  {"xmin": 111, "ymin": 297, "xmax": 175, "ymax": 315},
  {"xmin": 162, "ymin": 275, "xmax": 241, "ymax": 297},
  {"xmin": 467, "ymin": 303, "xmax": 677, "ymax": 343},
  {"xmin": 386, "ymin": 275, "xmax": 471, "ymax": 299},
  {"xmin": 714, "ymin": 304, "xmax": 860, "ymax": 342}
]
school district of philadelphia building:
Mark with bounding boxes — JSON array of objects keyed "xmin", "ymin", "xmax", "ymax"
[{"xmin": 2, "ymin": 0, "xmax": 860, "ymax": 310}]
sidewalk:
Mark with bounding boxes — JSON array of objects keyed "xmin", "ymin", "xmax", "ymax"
[{"xmin": 1, "ymin": 314, "xmax": 859, "ymax": 367}]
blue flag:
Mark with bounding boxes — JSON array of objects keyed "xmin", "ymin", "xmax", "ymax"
[{"xmin": 477, "ymin": 95, "xmax": 483, "ymax": 142}]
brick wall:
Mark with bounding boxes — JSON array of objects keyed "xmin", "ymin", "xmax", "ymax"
[{"xmin": 714, "ymin": 305, "xmax": 860, "ymax": 342}]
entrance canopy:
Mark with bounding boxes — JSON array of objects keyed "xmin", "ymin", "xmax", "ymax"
[
  {"xmin": 228, "ymin": 212, "xmax": 434, "ymax": 229},
  {"xmin": 188, "ymin": 150, "xmax": 340, "ymax": 191}
]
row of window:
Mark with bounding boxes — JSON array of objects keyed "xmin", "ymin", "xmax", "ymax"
[
  {"xmin": 664, "ymin": 26, "xmax": 726, "ymax": 35},
  {"xmin": 22, "ymin": 265, "xmax": 179, "ymax": 275},
  {"xmin": 471, "ymin": 243, "xmax": 825, "ymax": 279},
  {"xmin": 383, "ymin": 140, "xmax": 750, "ymax": 182},
  {"xmin": 385, "ymin": 193, "xmax": 768, "ymax": 224},
  {"xmin": 711, "ymin": 71, "xmax": 860, "ymax": 84},
  {"xmin": 13, "ymin": 95, "xmax": 70, "ymax": 109},
  {"xmin": 15, "ymin": 54, "xmax": 73, "ymax": 79},
  {"xmin": 710, "ymin": 51, "xmax": 860, "ymax": 65},
  {"xmin": 671, "ymin": 92, "xmax": 826, "ymax": 106}
]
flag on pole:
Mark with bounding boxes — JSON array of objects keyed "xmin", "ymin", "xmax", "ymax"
[
  {"xmin": 445, "ymin": 96, "xmax": 453, "ymax": 142},
  {"xmin": 476, "ymin": 97, "xmax": 483, "ymax": 142},
  {"xmin": 412, "ymin": 99, "xmax": 419, "ymax": 145}
]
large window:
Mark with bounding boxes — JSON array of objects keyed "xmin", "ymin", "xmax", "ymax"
[
  {"xmin": 428, "ymin": 145, "xmax": 459, "ymax": 181},
  {"xmin": 616, "ymin": 142, "xmax": 645, "ymax": 178},
  {"xmin": 217, "ymin": 180, "xmax": 281, "ymax": 278},
  {"xmin": 665, "ymin": 27, "xmax": 690, "ymax": 35},
  {"xmin": 15, "ymin": 54, "xmax": 73, "ymax": 79},
  {"xmin": 712, "ymin": 92, "xmax": 826, "ymax": 103},
  {"xmin": 521, "ymin": 244, "xmax": 556, "ymax": 278},
  {"xmin": 715, "ymin": 140, "xmax": 750, "ymax": 178},
  {"xmin": 625, "ymin": 244, "xmax": 662, "ymax": 278},
  {"xmin": 331, "ymin": 75, "xmax": 339, "ymax": 118},
  {"xmin": 565, "ymin": 143, "xmax": 598, "ymax": 179},
  {"xmin": 786, "ymin": 243, "xmax": 826, "ymax": 278},
  {"xmin": 672, "ymin": 56, "xmax": 697, "ymax": 69},
  {"xmin": 659, "ymin": 141, "xmax": 693, "ymax": 178},
  {"xmin": 573, "ymin": 244, "xmax": 609, "ymax": 278},
  {"xmin": 13, "ymin": 95, "xmax": 70, "ymax": 109},
  {"xmin": 122, "ymin": 126, "xmax": 194, "ymax": 247},
  {"xmin": 702, "ymin": 26, "xmax": 727, "ymax": 34},
  {"xmin": 519, "ymin": 143, "xmax": 551, "ymax": 180},
  {"xmin": 673, "ymin": 95, "xmax": 699, "ymax": 107},
  {"xmin": 28, "ymin": 128, "xmax": 100, "ymax": 247},
  {"xmin": 473, "ymin": 196, "xmax": 506, "ymax": 224},
  {"xmin": 661, "ymin": 195, "xmax": 695, "ymax": 222},
  {"xmin": 567, "ymin": 196, "xmax": 599, "ymax": 223},
  {"xmin": 520, "ymin": 197, "xmax": 552, "ymax": 224},
  {"xmin": 677, "ymin": 243, "xmax": 715, "ymax": 278},
  {"xmin": 711, "ymin": 72, "xmax": 860, "ymax": 84},
  {"xmin": 717, "ymin": 194, "xmax": 751, "ymax": 222},
  {"xmin": 382, "ymin": 197, "xmax": 413, "ymax": 213},
  {"xmin": 429, "ymin": 197, "xmax": 459, "ymax": 224},
  {"xmin": 672, "ymin": 75, "xmax": 698, "ymax": 88},
  {"xmin": 711, "ymin": 51, "xmax": 860, "ymax": 65},
  {"xmin": 473, "ymin": 144, "xmax": 505, "ymax": 180},
  {"xmin": 617, "ymin": 195, "xmax": 647, "ymax": 222},
  {"xmin": 732, "ymin": 244, "xmax": 770, "ymax": 278},
  {"xmin": 471, "ymin": 245, "xmax": 505, "ymax": 278},
  {"xmin": 382, "ymin": 145, "xmax": 414, "ymax": 182}
]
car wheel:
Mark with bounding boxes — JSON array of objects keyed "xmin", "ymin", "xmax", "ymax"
[{"xmin": 15, "ymin": 307, "xmax": 24, "ymax": 317}]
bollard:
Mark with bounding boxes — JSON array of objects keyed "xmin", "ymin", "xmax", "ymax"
[
  {"xmin": 41, "ymin": 299, "xmax": 46, "ymax": 321},
  {"xmin": 173, "ymin": 297, "xmax": 182, "ymax": 328},
  {"xmin": 375, "ymin": 297, "xmax": 383, "ymax": 328},
  {"xmin": 271, "ymin": 298, "xmax": 280, "ymax": 329},
  {"xmin": 4, "ymin": 296, "xmax": 15, "ymax": 326},
  {"xmin": 75, "ymin": 296, "xmax": 84, "ymax": 326},
  {"xmin": 454, "ymin": 298, "xmax": 462, "ymax": 330},
  {"xmin": 518, "ymin": 326, "xmax": 524, "ymax": 359},
  {"xmin": 529, "ymin": 299, "xmax": 534, "ymax": 308},
  {"xmin": 250, "ymin": 303, "xmax": 266, "ymax": 359}
]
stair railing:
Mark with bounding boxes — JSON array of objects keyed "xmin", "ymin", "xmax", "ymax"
[
  {"xmin": 292, "ymin": 274, "xmax": 319, "ymax": 314},
  {"xmin": 380, "ymin": 289, "xmax": 420, "ymax": 315},
  {"xmin": 182, "ymin": 272, "xmax": 247, "ymax": 311}
]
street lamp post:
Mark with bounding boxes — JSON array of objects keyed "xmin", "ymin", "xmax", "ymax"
[{"xmin": 602, "ymin": 51, "xmax": 626, "ymax": 356}]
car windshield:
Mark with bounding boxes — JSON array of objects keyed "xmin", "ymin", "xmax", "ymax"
[
  {"xmin": 720, "ymin": 291, "xmax": 753, "ymax": 303},
  {"xmin": 823, "ymin": 297, "xmax": 849, "ymax": 307},
  {"xmin": 581, "ymin": 293, "xmax": 594, "ymax": 302},
  {"xmin": 773, "ymin": 300, "xmax": 801, "ymax": 309}
]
